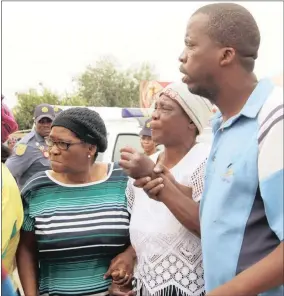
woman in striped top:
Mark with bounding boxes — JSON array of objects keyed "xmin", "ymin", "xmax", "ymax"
[{"xmin": 16, "ymin": 108, "xmax": 134, "ymax": 296}]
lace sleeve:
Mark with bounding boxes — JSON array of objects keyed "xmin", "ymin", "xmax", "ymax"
[
  {"xmin": 125, "ymin": 178, "xmax": 135, "ymax": 214},
  {"xmin": 189, "ymin": 159, "xmax": 207, "ymax": 203}
]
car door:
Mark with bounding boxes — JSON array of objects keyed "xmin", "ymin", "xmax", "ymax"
[{"xmin": 112, "ymin": 133, "xmax": 143, "ymax": 162}]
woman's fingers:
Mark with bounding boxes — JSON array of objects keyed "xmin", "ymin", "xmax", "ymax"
[
  {"xmin": 124, "ymin": 274, "xmax": 133, "ymax": 286},
  {"xmin": 113, "ymin": 275, "xmax": 128, "ymax": 285},
  {"xmin": 113, "ymin": 273, "xmax": 132, "ymax": 285}
]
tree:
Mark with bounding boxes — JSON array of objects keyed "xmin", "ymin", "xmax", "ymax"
[
  {"xmin": 76, "ymin": 56, "xmax": 158, "ymax": 107},
  {"xmin": 12, "ymin": 57, "xmax": 158, "ymax": 129},
  {"xmin": 13, "ymin": 87, "xmax": 86, "ymax": 130},
  {"xmin": 60, "ymin": 93, "xmax": 88, "ymax": 107}
]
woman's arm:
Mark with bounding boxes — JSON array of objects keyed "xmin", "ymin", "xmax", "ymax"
[
  {"xmin": 134, "ymin": 160, "xmax": 207, "ymax": 235},
  {"xmin": 16, "ymin": 231, "xmax": 39, "ymax": 296},
  {"xmin": 141, "ymin": 174, "xmax": 201, "ymax": 235}
]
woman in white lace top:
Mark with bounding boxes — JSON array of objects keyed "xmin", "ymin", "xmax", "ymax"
[{"xmin": 119, "ymin": 82, "xmax": 213, "ymax": 296}]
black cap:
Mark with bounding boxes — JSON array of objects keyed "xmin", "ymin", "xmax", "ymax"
[
  {"xmin": 139, "ymin": 118, "xmax": 152, "ymax": 137},
  {"xmin": 34, "ymin": 104, "xmax": 55, "ymax": 123}
]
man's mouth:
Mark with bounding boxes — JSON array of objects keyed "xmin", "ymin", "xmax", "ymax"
[
  {"xmin": 182, "ymin": 75, "xmax": 191, "ymax": 84},
  {"xmin": 179, "ymin": 65, "xmax": 191, "ymax": 84}
]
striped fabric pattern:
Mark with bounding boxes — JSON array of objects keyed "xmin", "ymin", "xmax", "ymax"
[
  {"xmin": 257, "ymin": 85, "xmax": 284, "ymax": 243},
  {"xmin": 21, "ymin": 163, "xmax": 130, "ymax": 296},
  {"xmin": 257, "ymin": 86, "xmax": 284, "ymax": 179}
]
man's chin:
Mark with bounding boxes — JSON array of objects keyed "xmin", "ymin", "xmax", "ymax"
[
  {"xmin": 186, "ymin": 85, "xmax": 215, "ymax": 102},
  {"xmin": 186, "ymin": 84, "xmax": 199, "ymax": 95}
]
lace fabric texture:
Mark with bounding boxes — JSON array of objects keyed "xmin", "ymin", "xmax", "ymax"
[{"xmin": 127, "ymin": 144, "xmax": 210, "ymax": 296}]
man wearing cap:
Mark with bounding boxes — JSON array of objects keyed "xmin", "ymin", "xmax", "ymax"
[
  {"xmin": 140, "ymin": 118, "xmax": 158, "ymax": 156},
  {"xmin": 6, "ymin": 103, "xmax": 55, "ymax": 189}
]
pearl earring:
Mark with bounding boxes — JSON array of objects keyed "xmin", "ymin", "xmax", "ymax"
[{"xmin": 88, "ymin": 155, "xmax": 91, "ymax": 158}]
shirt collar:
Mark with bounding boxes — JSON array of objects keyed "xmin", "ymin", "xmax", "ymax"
[
  {"xmin": 211, "ymin": 78, "xmax": 274, "ymax": 133},
  {"xmin": 34, "ymin": 130, "xmax": 45, "ymax": 142},
  {"xmin": 239, "ymin": 78, "xmax": 274, "ymax": 118}
]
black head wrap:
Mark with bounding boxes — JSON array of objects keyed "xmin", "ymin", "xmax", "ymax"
[{"xmin": 52, "ymin": 107, "xmax": 107, "ymax": 153}]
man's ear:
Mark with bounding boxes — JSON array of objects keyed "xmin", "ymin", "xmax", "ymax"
[{"xmin": 219, "ymin": 47, "xmax": 236, "ymax": 67}]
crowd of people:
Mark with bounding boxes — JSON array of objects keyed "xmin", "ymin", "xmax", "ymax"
[{"xmin": 1, "ymin": 3, "xmax": 283, "ymax": 296}]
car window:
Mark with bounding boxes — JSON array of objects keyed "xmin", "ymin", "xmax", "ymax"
[{"xmin": 112, "ymin": 133, "xmax": 143, "ymax": 162}]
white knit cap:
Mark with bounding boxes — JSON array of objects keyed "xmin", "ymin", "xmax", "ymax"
[{"xmin": 160, "ymin": 82, "xmax": 213, "ymax": 134}]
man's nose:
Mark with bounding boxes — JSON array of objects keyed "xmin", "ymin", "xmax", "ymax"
[{"xmin": 179, "ymin": 49, "xmax": 187, "ymax": 63}]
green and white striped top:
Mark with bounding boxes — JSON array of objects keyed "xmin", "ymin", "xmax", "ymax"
[{"xmin": 21, "ymin": 162, "xmax": 130, "ymax": 296}]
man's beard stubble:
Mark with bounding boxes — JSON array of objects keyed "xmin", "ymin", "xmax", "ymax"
[{"xmin": 186, "ymin": 76, "xmax": 219, "ymax": 104}]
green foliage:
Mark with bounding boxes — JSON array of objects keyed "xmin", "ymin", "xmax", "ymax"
[
  {"xmin": 13, "ymin": 87, "xmax": 86, "ymax": 130},
  {"xmin": 13, "ymin": 57, "xmax": 158, "ymax": 129},
  {"xmin": 77, "ymin": 56, "xmax": 158, "ymax": 107}
]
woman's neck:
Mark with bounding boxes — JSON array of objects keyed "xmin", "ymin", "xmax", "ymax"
[
  {"xmin": 61, "ymin": 170, "xmax": 93, "ymax": 184},
  {"xmin": 52, "ymin": 163, "xmax": 108, "ymax": 185},
  {"xmin": 161, "ymin": 140, "xmax": 196, "ymax": 169}
]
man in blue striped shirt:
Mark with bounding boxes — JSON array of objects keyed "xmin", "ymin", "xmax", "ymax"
[{"xmin": 119, "ymin": 3, "xmax": 283, "ymax": 296}]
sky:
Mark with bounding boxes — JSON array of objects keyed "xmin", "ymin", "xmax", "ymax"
[{"xmin": 1, "ymin": 1, "xmax": 283, "ymax": 108}]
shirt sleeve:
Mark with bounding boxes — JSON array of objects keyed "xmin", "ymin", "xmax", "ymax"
[
  {"xmin": 258, "ymin": 117, "xmax": 283, "ymax": 241},
  {"xmin": 21, "ymin": 187, "xmax": 35, "ymax": 232},
  {"xmin": 1, "ymin": 181, "xmax": 16, "ymax": 256},
  {"xmin": 188, "ymin": 159, "xmax": 207, "ymax": 203},
  {"xmin": 1, "ymin": 164, "xmax": 23, "ymax": 258},
  {"xmin": 5, "ymin": 146, "xmax": 35, "ymax": 184},
  {"xmin": 125, "ymin": 178, "xmax": 135, "ymax": 214}
]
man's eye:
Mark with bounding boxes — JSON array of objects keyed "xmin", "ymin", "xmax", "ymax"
[{"xmin": 185, "ymin": 41, "xmax": 194, "ymax": 48}]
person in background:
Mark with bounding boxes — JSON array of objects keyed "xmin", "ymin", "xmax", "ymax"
[
  {"xmin": 6, "ymin": 103, "xmax": 55, "ymax": 189},
  {"xmin": 1, "ymin": 97, "xmax": 23, "ymax": 295},
  {"xmin": 119, "ymin": 3, "xmax": 283, "ymax": 296},
  {"xmin": 1, "ymin": 95, "xmax": 18, "ymax": 143},
  {"xmin": 16, "ymin": 107, "xmax": 133, "ymax": 296},
  {"xmin": 7, "ymin": 135, "xmax": 18, "ymax": 150},
  {"xmin": 139, "ymin": 118, "xmax": 158, "ymax": 156}
]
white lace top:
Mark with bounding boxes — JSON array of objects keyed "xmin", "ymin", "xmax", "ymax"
[{"xmin": 126, "ymin": 143, "xmax": 210, "ymax": 296}]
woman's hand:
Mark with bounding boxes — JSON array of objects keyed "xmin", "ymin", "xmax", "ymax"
[
  {"xmin": 119, "ymin": 147, "xmax": 155, "ymax": 179},
  {"xmin": 109, "ymin": 282, "xmax": 135, "ymax": 296},
  {"xmin": 134, "ymin": 164, "xmax": 192, "ymax": 201},
  {"xmin": 104, "ymin": 246, "xmax": 136, "ymax": 286}
]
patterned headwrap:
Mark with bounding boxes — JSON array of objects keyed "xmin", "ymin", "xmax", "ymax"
[
  {"xmin": 1, "ymin": 95, "xmax": 18, "ymax": 143},
  {"xmin": 160, "ymin": 82, "xmax": 213, "ymax": 134}
]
